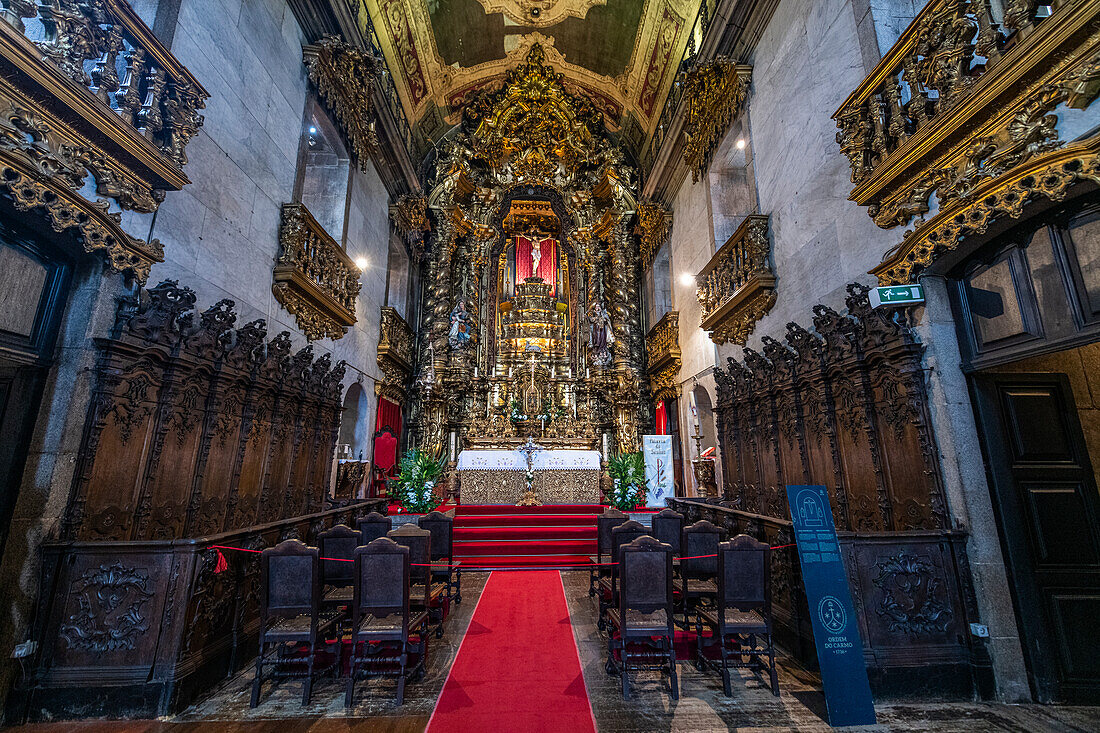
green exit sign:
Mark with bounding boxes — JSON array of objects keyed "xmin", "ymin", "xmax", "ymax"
[{"xmin": 870, "ymin": 284, "xmax": 924, "ymax": 308}]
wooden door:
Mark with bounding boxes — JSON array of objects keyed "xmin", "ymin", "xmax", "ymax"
[{"xmin": 973, "ymin": 373, "xmax": 1100, "ymax": 702}]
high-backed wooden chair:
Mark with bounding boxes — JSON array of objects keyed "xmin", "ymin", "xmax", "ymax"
[
  {"xmin": 651, "ymin": 508, "xmax": 684, "ymax": 555},
  {"xmin": 345, "ymin": 537, "xmax": 429, "ymax": 706},
  {"xmin": 388, "ymin": 524, "xmax": 446, "ymax": 637},
  {"xmin": 673, "ymin": 519, "xmax": 722, "ymax": 626},
  {"xmin": 606, "ymin": 535, "xmax": 678, "ymax": 699},
  {"xmin": 589, "ymin": 507, "xmax": 627, "ymax": 596},
  {"xmin": 357, "ymin": 512, "xmax": 393, "ymax": 544},
  {"xmin": 318, "ymin": 524, "xmax": 361, "ymax": 610},
  {"xmin": 597, "ymin": 519, "xmax": 647, "ymax": 628},
  {"xmin": 696, "ymin": 535, "xmax": 778, "ymax": 696},
  {"xmin": 251, "ymin": 540, "xmax": 340, "ymax": 707},
  {"xmin": 419, "ymin": 510, "xmax": 461, "ymax": 604}
]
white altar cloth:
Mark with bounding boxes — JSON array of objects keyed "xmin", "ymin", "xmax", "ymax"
[{"xmin": 456, "ymin": 449, "xmax": 601, "ymax": 471}]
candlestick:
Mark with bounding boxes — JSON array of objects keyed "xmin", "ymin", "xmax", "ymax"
[{"xmin": 474, "ymin": 366, "xmax": 479, "ymax": 377}]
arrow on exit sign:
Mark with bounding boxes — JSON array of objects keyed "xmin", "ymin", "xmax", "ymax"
[{"xmin": 869, "ymin": 284, "xmax": 924, "ymax": 308}]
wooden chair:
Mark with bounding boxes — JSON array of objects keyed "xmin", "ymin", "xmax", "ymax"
[
  {"xmin": 606, "ymin": 535, "xmax": 678, "ymax": 699},
  {"xmin": 673, "ymin": 519, "xmax": 722, "ymax": 627},
  {"xmin": 357, "ymin": 512, "xmax": 393, "ymax": 544},
  {"xmin": 651, "ymin": 508, "xmax": 684, "ymax": 555},
  {"xmin": 345, "ymin": 537, "xmax": 429, "ymax": 706},
  {"xmin": 388, "ymin": 524, "xmax": 447, "ymax": 638},
  {"xmin": 597, "ymin": 519, "xmax": 647, "ymax": 629},
  {"xmin": 318, "ymin": 524, "xmax": 360, "ymax": 610},
  {"xmin": 589, "ymin": 507, "xmax": 627, "ymax": 596},
  {"xmin": 696, "ymin": 535, "xmax": 779, "ymax": 696},
  {"xmin": 251, "ymin": 540, "xmax": 340, "ymax": 707},
  {"xmin": 419, "ymin": 510, "xmax": 462, "ymax": 604}
]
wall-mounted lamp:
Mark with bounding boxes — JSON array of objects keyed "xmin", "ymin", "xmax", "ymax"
[
  {"xmin": 678, "ymin": 272, "xmax": 695, "ymax": 287},
  {"xmin": 735, "ymin": 138, "xmax": 747, "ymax": 150},
  {"xmin": 354, "ymin": 256, "xmax": 368, "ymax": 271}
]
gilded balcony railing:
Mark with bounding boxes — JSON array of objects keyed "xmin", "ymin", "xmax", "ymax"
[
  {"xmin": 646, "ymin": 310, "xmax": 681, "ymax": 403},
  {"xmin": 0, "ymin": 0, "xmax": 208, "ymax": 281},
  {"xmin": 834, "ymin": 0, "xmax": 1100, "ymax": 284},
  {"xmin": 696, "ymin": 215, "xmax": 775, "ymax": 345},
  {"xmin": 273, "ymin": 203, "xmax": 361, "ymax": 342},
  {"xmin": 377, "ymin": 306, "xmax": 414, "ymax": 401},
  {"xmin": 3, "ymin": 0, "xmax": 207, "ymax": 174}
]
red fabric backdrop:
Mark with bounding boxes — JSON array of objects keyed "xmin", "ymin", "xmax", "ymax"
[
  {"xmin": 515, "ymin": 236, "xmax": 557, "ymax": 294},
  {"xmin": 373, "ymin": 397, "xmax": 402, "ymax": 475},
  {"xmin": 655, "ymin": 400, "xmax": 668, "ymax": 435}
]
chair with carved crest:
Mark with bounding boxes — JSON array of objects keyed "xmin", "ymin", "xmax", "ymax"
[
  {"xmin": 419, "ymin": 510, "xmax": 462, "ymax": 604},
  {"xmin": 695, "ymin": 535, "xmax": 778, "ymax": 696},
  {"xmin": 597, "ymin": 519, "xmax": 647, "ymax": 629},
  {"xmin": 357, "ymin": 512, "xmax": 393, "ymax": 544},
  {"xmin": 345, "ymin": 537, "xmax": 429, "ymax": 706},
  {"xmin": 589, "ymin": 507, "xmax": 627, "ymax": 596},
  {"xmin": 606, "ymin": 535, "xmax": 678, "ymax": 699},
  {"xmin": 388, "ymin": 524, "xmax": 447, "ymax": 638},
  {"xmin": 251, "ymin": 539, "xmax": 341, "ymax": 707},
  {"xmin": 673, "ymin": 519, "xmax": 722, "ymax": 627},
  {"xmin": 651, "ymin": 508, "xmax": 684, "ymax": 555},
  {"xmin": 318, "ymin": 524, "xmax": 361, "ymax": 612}
]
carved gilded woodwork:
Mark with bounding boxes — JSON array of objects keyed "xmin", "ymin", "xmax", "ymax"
[
  {"xmin": 377, "ymin": 306, "xmax": 414, "ymax": 402},
  {"xmin": 696, "ymin": 214, "xmax": 775, "ymax": 345},
  {"xmin": 834, "ymin": 0, "xmax": 1100, "ymax": 284},
  {"xmin": 681, "ymin": 59, "xmax": 752, "ymax": 182},
  {"xmin": 273, "ymin": 203, "xmax": 361, "ymax": 341},
  {"xmin": 303, "ymin": 36, "xmax": 380, "ymax": 170},
  {"xmin": 636, "ymin": 199, "xmax": 672, "ymax": 270},
  {"xmin": 645, "ymin": 310, "xmax": 681, "ymax": 404},
  {"xmin": 390, "ymin": 191, "xmax": 430, "ymax": 256},
  {"xmin": 0, "ymin": 1, "xmax": 208, "ymax": 281}
]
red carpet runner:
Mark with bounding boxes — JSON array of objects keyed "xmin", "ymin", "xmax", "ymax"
[
  {"xmin": 426, "ymin": 571, "xmax": 597, "ymax": 733},
  {"xmin": 452, "ymin": 504, "xmax": 602, "ymax": 568}
]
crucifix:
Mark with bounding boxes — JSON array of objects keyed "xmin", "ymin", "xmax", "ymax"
[{"xmin": 516, "ymin": 435, "xmax": 542, "ymax": 507}]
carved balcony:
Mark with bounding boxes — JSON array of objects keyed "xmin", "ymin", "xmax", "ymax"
[
  {"xmin": 696, "ymin": 215, "xmax": 775, "ymax": 345},
  {"xmin": 0, "ymin": 0, "xmax": 208, "ymax": 281},
  {"xmin": 646, "ymin": 310, "xmax": 681, "ymax": 403},
  {"xmin": 273, "ymin": 203, "xmax": 361, "ymax": 341},
  {"xmin": 377, "ymin": 306, "xmax": 415, "ymax": 401},
  {"xmin": 834, "ymin": 0, "xmax": 1100, "ymax": 285}
]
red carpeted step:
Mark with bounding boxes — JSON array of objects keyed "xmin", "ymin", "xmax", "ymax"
[
  {"xmin": 454, "ymin": 513, "xmax": 598, "ymax": 528},
  {"xmin": 452, "ymin": 555, "xmax": 594, "ymax": 569},
  {"xmin": 454, "ymin": 525, "xmax": 595, "ymax": 542},
  {"xmin": 454, "ymin": 503, "xmax": 606, "ymax": 516},
  {"xmin": 455, "ymin": 538, "xmax": 593, "ymax": 555}
]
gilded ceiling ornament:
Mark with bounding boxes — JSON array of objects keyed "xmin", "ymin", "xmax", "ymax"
[
  {"xmin": 273, "ymin": 203, "xmax": 361, "ymax": 341},
  {"xmin": 473, "ymin": 0, "xmax": 607, "ymax": 28},
  {"xmin": 635, "ymin": 199, "xmax": 672, "ymax": 269},
  {"xmin": 303, "ymin": 36, "xmax": 381, "ymax": 171},
  {"xmin": 833, "ymin": 0, "xmax": 1100, "ymax": 282},
  {"xmin": 681, "ymin": 58, "xmax": 752, "ymax": 182}
]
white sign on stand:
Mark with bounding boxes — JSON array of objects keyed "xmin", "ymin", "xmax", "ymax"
[{"xmin": 642, "ymin": 434, "xmax": 675, "ymax": 507}]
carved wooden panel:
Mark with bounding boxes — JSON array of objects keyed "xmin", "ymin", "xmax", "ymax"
[
  {"xmin": 63, "ymin": 281, "xmax": 347, "ymax": 542},
  {"xmin": 715, "ymin": 283, "xmax": 947, "ymax": 533}
]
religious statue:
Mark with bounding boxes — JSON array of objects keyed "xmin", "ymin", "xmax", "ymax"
[
  {"xmin": 587, "ymin": 301, "xmax": 614, "ymax": 366},
  {"xmin": 448, "ymin": 299, "xmax": 472, "ymax": 349},
  {"xmin": 530, "ymin": 235, "xmax": 542, "ymax": 277}
]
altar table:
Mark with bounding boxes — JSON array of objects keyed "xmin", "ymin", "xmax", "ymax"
[{"xmin": 457, "ymin": 449, "xmax": 602, "ymax": 504}]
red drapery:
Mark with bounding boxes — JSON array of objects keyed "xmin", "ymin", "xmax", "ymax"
[
  {"xmin": 373, "ymin": 397, "xmax": 402, "ymax": 475},
  {"xmin": 515, "ymin": 235, "xmax": 557, "ymax": 294},
  {"xmin": 655, "ymin": 400, "xmax": 668, "ymax": 435}
]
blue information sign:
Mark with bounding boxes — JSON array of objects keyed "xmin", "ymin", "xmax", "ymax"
[{"xmin": 786, "ymin": 485, "xmax": 876, "ymax": 727}]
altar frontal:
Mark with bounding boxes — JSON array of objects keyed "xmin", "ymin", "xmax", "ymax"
[{"xmin": 457, "ymin": 448, "xmax": 601, "ymax": 504}]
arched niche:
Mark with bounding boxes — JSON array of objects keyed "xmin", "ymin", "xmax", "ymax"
[{"xmin": 338, "ymin": 381, "xmax": 371, "ymax": 459}]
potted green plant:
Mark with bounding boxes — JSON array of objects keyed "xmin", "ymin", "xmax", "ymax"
[
  {"xmin": 392, "ymin": 448, "xmax": 445, "ymax": 521},
  {"xmin": 605, "ymin": 451, "xmax": 648, "ymax": 510}
]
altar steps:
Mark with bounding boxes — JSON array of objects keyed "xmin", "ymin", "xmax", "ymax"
[{"xmin": 452, "ymin": 504, "xmax": 603, "ymax": 569}]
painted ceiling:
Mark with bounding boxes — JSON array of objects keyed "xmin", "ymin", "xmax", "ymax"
[{"xmin": 349, "ymin": 0, "xmax": 701, "ymax": 150}]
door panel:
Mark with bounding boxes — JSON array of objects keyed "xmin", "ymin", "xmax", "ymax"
[{"xmin": 973, "ymin": 373, "xmax": 1100, "ymax": 702}]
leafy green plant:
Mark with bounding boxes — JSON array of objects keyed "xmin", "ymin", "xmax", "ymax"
[
  {"xmin": 393, "ymin": 448, "xmax": 445, "ymax": 513},
  {"xmin": 605, "ymin": 451, "xmax": 648, "ymax": 510}
]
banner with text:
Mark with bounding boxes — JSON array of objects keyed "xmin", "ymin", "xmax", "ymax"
[
  {"xmin": 642, "ymin": 434, "xmax": 675, "ymax": 507},
  {"xmin": 786, "ymin": 484, "xmax": 876, "ymax": 727}
]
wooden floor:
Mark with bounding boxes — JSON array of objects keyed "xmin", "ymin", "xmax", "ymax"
[{"xmin": 10, "ymin": 720, "xmax": 430, "ymax": 733}]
